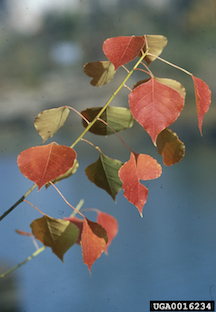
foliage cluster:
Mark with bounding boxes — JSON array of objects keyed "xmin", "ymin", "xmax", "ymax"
[{"xmin": 0, "ymin": 34, "xmax": 211, "ymax": 276}]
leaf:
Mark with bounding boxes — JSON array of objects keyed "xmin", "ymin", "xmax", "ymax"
[
  {"xmin": 85, "ymin": 152, "xmax": 123, "ymax": 200},
  {"xmin": 118, "ymin": 152, "xmax": 162, "ymax": 216},
  {"xmin": 155, "ymin": 78, "xmax": 186, "ymax": 98},
  {"xmin": 17, "ymin": 143, "xmax": 77, "ymax": 190},
  {"xmin": 192, "ymin": 75, "xmax": 211, "ymax": 135},
  {"xmin": 63, "ymin": 217, "xmax": 84, "ymax": 244},
  {"xmin": 34, "ymin": 107, "xmax": 70, "ymax": 143},
  {"xmin": 81, "ymin": 106, "xmax": 134, "ymax": 135},
  {"xmin": 30, "ymin": 215, "xmax": 79, "ymax": 262},
  {"xmin": 133, "ymin": 77, "xmax": 186, "ymax": 98},
  {"xmin": 81, "ymin": 218, "xmax": 108, "ymax": 273},
  {"xmin": 84, "ymin": 61, "xmax": 116, "ymax": 86},
  {"xmin": 97, "ymin": 211, "xmax": 118, "ymax": 254},
  {"xmin": 156, "ymin": 128, "xmax": 185, "ymax": 166},
  {"xmin": 142, "ymin": 35, "xmax": 168, "ymax": 65},
  {"xmin": 103, "ymin": 36, "xmax": 145, "ymax": 70},
  {"xmin": 128, "ymin": 77, "xmax": 185, "ymax": 145},
  {"xmin": 45, "ymin": 159, "xmax": 79, "ymax": 188}
]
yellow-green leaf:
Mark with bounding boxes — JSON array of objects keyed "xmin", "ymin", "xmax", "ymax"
[
  {"xmin": 34, "ymin": 106, "xmax": 70, "ymax": 143},
  {"xmin": 85, "ymin": 152, "xmax": 123, "ymax": 200},
  {"xmin": 143, "ymin": 35, "xmax": 168, "ymax": 65},
  {"xmin": 30, "ymin": 215, "xmax": 79, "ymax": 262},
  {"xmin": 81, "ymin": 106, "xmax": 134, "ymax": 135},
  {"xmin": 155, "ymin": 78, "xmax": 186, "ymax": 99},
  {"xmin": 84, "ymin": 61, "xmax": 116, "ymax": 87}
]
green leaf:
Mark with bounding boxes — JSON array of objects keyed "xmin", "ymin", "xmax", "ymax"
[
  {"xmin": 34, "ymin": 106, "xmax": 70, "ymax": 143},
  {"xmin": 30, "ymin": 215, "xmax": 79, "ymax": 262},
  {"xmin": 84, "ymin": 61, "xmax": 116, "ymax": 86},
  {"xmin": 81, "ymin": 106, "xmax": 134, "ymax": 135},
  {"xmin": 85, "ymin": 152, "xmax": 123, "ymax": 200}
]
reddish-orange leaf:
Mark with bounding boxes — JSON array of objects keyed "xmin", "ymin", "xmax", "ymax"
[
  {"xmin": 63, "ymin": 217, "xmax": 84, "ymax": 244},
  {"xmin": 128, "ymin": 77, "xmax": 185, "ymax": 145},
  {"xmin": 103, "ymin": 36, "xmax": 145, "ymax": 70},
  {"xmin": 97, "ymin": 211, "xmax": 118, "ymax": 254},
  {"xmin": 192, "ymin": 75, "xmax": 211, "ymax": 135},
  {"xmin": 118, "ymin": 152, "xmax": 162, "ymax": 217},
  {"xmin": 156, "ymin": 128, "xmax": 185, "ymax": 166},
  {"xmin": 17, "ymin": 143, "xmax": 77, "ymax": 190},
  {"xmin": 81, "ymin": 218, "xmax": 108, "ymax": 273}
]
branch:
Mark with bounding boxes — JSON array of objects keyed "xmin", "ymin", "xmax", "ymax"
[
  {"xmin": 0, "ymin": 49, "xmax": 149, "ymax": 220},
  {"xmin": 0, "ymin": 183, "xmax": 37, "ymax": 221}
]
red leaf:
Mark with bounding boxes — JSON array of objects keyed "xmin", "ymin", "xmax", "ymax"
[
  {"xmin": 103, "ymin": 36, "xmax": 145, "ymax": 70},
  {"xmin": 118, "ymin": 152, "xmax": 162, "ymax": 217},
  {"xmin": 97, "ymin": 211, "xmax": 118, "ymax": 254},
  {"xmin": 17, "ymin": 143, "xmax": 77, "ymax": 190},
  {"xmin": 129, "ymin": 77, "xmax": 185, "ymax": 145},
  {"xmin": 81, "ymin": 218, "xmax": 108, "ymax": 273},
  {"xmin": 192, "ymin": 75, "xmax": 211, "ymax": 135},
  {"xmin": 63, "ymin": 217, "xmax": 84, "ymax": 244}
]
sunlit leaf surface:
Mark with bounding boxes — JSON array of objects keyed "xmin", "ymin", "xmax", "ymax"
[
  {"xmin": 129, "ymin": 77, "xmax": 185, "ymax": 144},
  {"xmin": 119, "ymin": 152, "xmax": 162, "ymax": 216},
  {"xmin": 17, "ymin": 143, "xmax": 77, "ymax": 190},
  {"xmin": 103, "ymin": 35, "xmax": 145, "ymax": 70},
  {"xmin": 34, "ymin": 106, "xmax": 70, "ymax": 143}
]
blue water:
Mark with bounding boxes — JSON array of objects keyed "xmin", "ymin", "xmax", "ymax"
[{"xmin": 0, "ymin": 141, "xmax": 216, "ymax": 311}]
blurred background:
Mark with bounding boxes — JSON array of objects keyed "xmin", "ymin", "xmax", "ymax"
[{"xmin": 0, "ymin": 0, "xmax": 216, "ymax": 311}]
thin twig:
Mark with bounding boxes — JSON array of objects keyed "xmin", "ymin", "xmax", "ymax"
[
  {"xmin": 0, "ymin": 183, "xmax": 37, "ymax": 221},
  {"xmin": 0, "ymin": 246, "xmax": 46, "ymax": 279},
  {"xmin": 0, "ymin": 199, "xmax": 84, "ymax": 279}
]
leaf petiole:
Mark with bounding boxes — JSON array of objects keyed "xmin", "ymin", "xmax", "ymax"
[{"xmin": 147, "ymin": 52, "xmax": 192, "ymax": 76}]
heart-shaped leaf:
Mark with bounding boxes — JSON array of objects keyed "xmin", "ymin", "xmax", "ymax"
[
  {"xmin": 129, "ymin": 77, "xmax": 185, "ymax": 145},
  {"xmin": 156, "ymin": 128, "xmax": 185, "ymax": 166},
  {"xmin": 84, "ymin": 61, "xmax": 116, "ymax": 86},
  {"xmin": 30, "ymin": 215, "xmax": 79, "ymax": 262},
  {"xmin": 142, "ymin": 35, "xmax": 168, "ymax": 65},
  {"xmin": 34, "ymin": 106, "xmax": 70, "ymax": 143},
  {"xmin": 81, "ymin": 218, "xmax": 108, "ymax": 273},
  {"xmin": 81, "ymin": 106, "xmax": 134, "ymax": 135},
  {"xmin": 192, "ymin": 75, "xmax": 211, "ymax": 135},
  {"xmin": 103, "ymin": 36, "xmax": 145, "ymax": 70},
  {"xmin": 118, "ymin": 152, "xmax": 162, "ymax": 216},
  {"xmin": 17, "ymin": 143, "xmax": 77, "ymax": 190},
  {"xmin": 85, "ymin": 152, "xmax": 123, "ymax": 200}
]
